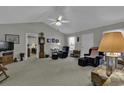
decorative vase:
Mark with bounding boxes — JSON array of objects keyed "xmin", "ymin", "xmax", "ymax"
[{"xmin": 106, "ymin": 56, "xmax": 118, "ymax": 77}]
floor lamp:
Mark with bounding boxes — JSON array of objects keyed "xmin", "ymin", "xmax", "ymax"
[{"xmin": 98, "ymin": 32, "xmax": 124, "ymax": 76}]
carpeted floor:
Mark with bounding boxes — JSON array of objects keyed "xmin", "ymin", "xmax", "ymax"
[{"xmin": 0, "ymin": 57, "xmax": 94, "ymax": 86}]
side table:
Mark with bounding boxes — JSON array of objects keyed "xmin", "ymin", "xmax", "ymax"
[{"xmin": 91, "ymin": 65, "xmax": 108, "ymax": 86}]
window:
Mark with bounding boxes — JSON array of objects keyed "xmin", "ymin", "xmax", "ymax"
[{"xmin": 68, "ymin": 37, "xmax": 75, "ymax": 51}]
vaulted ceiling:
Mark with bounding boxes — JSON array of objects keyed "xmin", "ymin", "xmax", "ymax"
[{"xmin": 0, "ymin": 6, "xmax": 124, "ymax": 34}]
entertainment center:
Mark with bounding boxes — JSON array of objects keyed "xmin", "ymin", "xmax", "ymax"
[{"xmin": 0, "ymin": 41, "xmax": 14, "ymax": 65}]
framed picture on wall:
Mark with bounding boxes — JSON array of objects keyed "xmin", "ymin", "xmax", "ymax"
[
  {"xmin": 47, "ymin": 38, "xmax": 52, "ymax": 43},
  {"xmin": 77, "ymin": 37, "xmax": 80, "ymax": 42},
  {"xmin": 52, "ymin": 38, "xmax": 56, "ymax": 43},
  {"xmin": 5, "ymin": 34, "xmax": 20, "ymax": 44},
  {"xmin": 56, "ymin": 39, "xmax": 59, "ymax": 43}
]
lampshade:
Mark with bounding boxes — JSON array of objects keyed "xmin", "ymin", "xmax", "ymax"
[{"xmin": 98, "ymin": 32, "xmax": 124, "ymax": 52}]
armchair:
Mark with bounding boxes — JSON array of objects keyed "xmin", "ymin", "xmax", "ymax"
[
  {"xmin": 58, "ymin": 46, "xmax": 69, "ymax": 58},
  {"xmin": 78, "ymin": 47, "xmax": 104, "ymax": 67},
  {"xmin": 70, "ymin": 50, "xmax": 81, "ymax": 58}
]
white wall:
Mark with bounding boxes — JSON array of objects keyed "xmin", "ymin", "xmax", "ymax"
[
  {"xmin": 66, "ymin": 22, "xmax": 124, "ymax": 54},
  {"xmin": 0, "ymin": 22, "xmax": 65, "ymax": 58},
  {"xmin": 80, "ymin": 33, "xmax": 94, "ymax": 57}
]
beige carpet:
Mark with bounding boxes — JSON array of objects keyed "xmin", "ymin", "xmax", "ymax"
[{"xmin": 0, "ymin": 57, "xmax": 94, "ymax": 86}]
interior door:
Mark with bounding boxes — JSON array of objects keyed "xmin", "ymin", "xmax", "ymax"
[{"xmin": 81, "ymin": 33, "xmax": 94, "ymax": 57}]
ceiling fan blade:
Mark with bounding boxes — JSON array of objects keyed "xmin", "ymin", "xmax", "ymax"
[
  {"xmin": 48, "ymin": 19, "xmax": 56, "ymax": 21},
  {"xmin": 58, "ymin": 16, "xmax": 62, "ymax": 21},
  {"xmin": 61, "ymin": 20, "xmax": 69, "ymax": 23}
]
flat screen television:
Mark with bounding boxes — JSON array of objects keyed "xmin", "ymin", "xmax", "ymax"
[{"xmin": 0, "ymin": 41, "xmax": 14, "ymax": 51}]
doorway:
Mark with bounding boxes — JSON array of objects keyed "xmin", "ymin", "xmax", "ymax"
[
  {"xmin": 68, "ymin": 36, "xmax": 76, "ymax": 51},
  {"xmin": 25, "ymin": 33, "xmax": 39, "ymax": 59},
  {"xmin": 68, "ymin": 36, "xmax": 76, "ymax": 55}
]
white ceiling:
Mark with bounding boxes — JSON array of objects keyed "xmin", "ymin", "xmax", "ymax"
[{"xmin": 0, "ymin": 6, "xmax": 124, "ymax": 34}]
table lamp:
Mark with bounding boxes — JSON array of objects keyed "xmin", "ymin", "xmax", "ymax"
[{"xmin": 98, "ymin": 32, "xmax": 124, "ymax": 76}]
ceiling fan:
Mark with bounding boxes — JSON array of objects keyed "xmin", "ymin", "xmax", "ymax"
[{"xmin": 48, "ymin": 15, "xmax": 69, "ymax": 26}]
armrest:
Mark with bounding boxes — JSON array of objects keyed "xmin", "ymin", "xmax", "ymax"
[
  {"xmin": 58, "ymin": 51, "xmax": 63, "ymax": 55},
  {"xmin": 84, "ymin": 54, "xmax": 90, "ymax": 56},
  {"xmin": 96, "ymin": 55, "xmax": 103, "ymax": 59}
]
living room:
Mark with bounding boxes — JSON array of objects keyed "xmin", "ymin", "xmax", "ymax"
[{"xmin": 1, "ymin": 5, "xmax": 124, "ymax": 88}]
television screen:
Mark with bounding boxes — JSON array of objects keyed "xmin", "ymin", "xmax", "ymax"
[
  {"xmin": 0, "ymin": 41, "xmax": 14, "ymax": 51},
  {"xmin": 8, "ymin": 42, "xmax": 14, "ymax": 50}
]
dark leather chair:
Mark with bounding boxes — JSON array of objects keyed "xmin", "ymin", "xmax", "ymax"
[
  {"xmin": 52, "ymin": 52, "xmax": 58, "ymax": 60},
  {"xmin": 78, "ymin": 47, "xmax": 104, "ymax": 67},
  {"xmin": 58, "ymin": 46, "xmax": 69, "ymax": 58}
]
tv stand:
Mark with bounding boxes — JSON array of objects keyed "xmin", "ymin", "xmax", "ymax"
[{"xmin": 0, "ymin": 51, "xmax": 13, "ymax": 65}]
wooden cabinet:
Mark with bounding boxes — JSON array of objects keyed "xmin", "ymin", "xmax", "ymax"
[{"xmin": 0, "ymin": 51, "xmax": 13, "ymax": 65}]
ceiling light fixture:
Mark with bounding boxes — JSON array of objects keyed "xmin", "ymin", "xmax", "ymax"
[
  {"xmin": 55, "ymin": 21, "xmax": 62, "ymax": 26},
  {"xmin": 48, "ymin": 15, "xmax": 69, "ymax": 26}
]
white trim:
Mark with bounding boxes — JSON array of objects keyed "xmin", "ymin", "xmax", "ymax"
[{"xmin": 25, "ymin": 33, "xmax": 39, "ymax": 60}]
